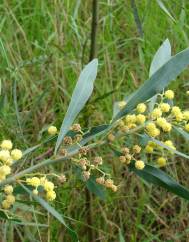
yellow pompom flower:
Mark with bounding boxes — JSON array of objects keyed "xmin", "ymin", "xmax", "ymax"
[
  {"xmin": 118, "ymin": 101, "xmax": 126, "ymax": 109},
  {"xmin": 171, "ymin": 106, "xmax": 183, "ymax": 121},
  {"xmin": 171, "ymin": 106, "xmax": 181, "ymax": 115},
  {"xmin": 145, "ymin": 145, "xmax": 154, "ymax": 153},
  {"xmin": 136, "ymin": 103, "xmax": 147, "ymax": 113},
  {"xmin": 187, "ymin": 91, "xmax": 189, "ymax": 95},
  {"xmin": 26, "ymin": 177, "xmax": 40, "ymax": 187},
  {"xmin": 43, "ymin": 181, "xmax": 55, "ymax": 192},
  {"xmin": 11, "ymin": 149, "xmax": 23, "ymax": 161},
  {"xmin": 156, "ymin": 117, "xmax": 166, "ymax": 127},
  {"xmin": 146, "ymin": 122, "xmax": 160, "ymax": 137},
  {"xmin": 146, "ymin": 122, "xmax": 156, "ymax": 131},
  {"xmin": 148, "ymin": 141, "xmax": 156, "ymax": 148},
  {"xmin": 159, "ymin": 103, "xmax": 170, "ymax": 113},
  {"xmin": 4, "ymin": 185, "xmax": 13, "ymax": 194},
  {"xmin": 164, "ymin": 140, "xmax": 176, "ymax": 150},
  {"xmin": 5, "ymin": 158, "xmax": 13, "ymax": 166},
  {"xmin": 165, "ymin": 90, "xmax": 174, "ymax": 99},
  {"xmin": 46, "ymin": 190, "xmax": 56, "ymax": 201},
  {"xmin": 136, "ymin": 114, "xmax": 146, "ymax": 124},
  {"xmin": 125, "ymin": 114, "xmax": 136, "ymax": 124},
  {"xmin": 135, "ymin": 160, "xmax": 145, "ymax": 170},
  {"xmin": 157, "ymin": 157, "xmax": 167, "ymax": 167},
  {"xmin": 185, "ymin": 123, "xmax": 189, "ymax": 132},
  {"xmin": 2, "ymin": 200, "xmax": 11, "ymax": 209},
  {"xmin": 0, "ymin": 150, "xmax": 10, "ymax": 162},
  {"xmin": 162, "ymin": 122, "xmax": 172, "ymax": 132},
  {"xmin": 151, "ymin": 108, "xmax": 162, "ymax": 119},
  {"xmin": 48, "ymin": 126, "xmax": 58, "ymax": 135},
  {"xmin": 0, "ymin": 165, "xmax": 11, "ymax": 176},
  {"xmin": 6, "ymin": 195, "xmax": 15, "ymax": 204},
  {"xmin": 183, "ymin": 111, "xmax": 189, "ymax": 121},
  {"xmin": 1, "ymin": 140, "xmax": 13, "ymax": 150}
]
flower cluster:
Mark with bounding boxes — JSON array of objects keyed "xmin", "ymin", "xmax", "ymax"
[
  {"xmin": 0, "ymin": 139, "xmax": 23, "ymax": 209},
  {"xmin": 119, "ymin": 145, "xmax": 145, "ymax": 170},
  {"xmin": 114, "ymin": 89, "xmax": 189, "ymax": 169},
  {"xmin": 26, "ymin": 176, "xmax": 56, "ymax": 201}
]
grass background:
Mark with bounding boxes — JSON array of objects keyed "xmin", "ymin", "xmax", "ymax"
[{"xmin": 1, "ymin": 0, "xmax": 189, "ymax": 241}]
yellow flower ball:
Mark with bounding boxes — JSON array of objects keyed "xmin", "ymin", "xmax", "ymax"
[
  {"xmin": 185, "ymin": 123, "xmax": 189, "ymax": 132},
  {"xmin": 146, "ymin": 122, "xmax": 156, "ymax": 131},
  {"xmin": 171, "ymin": 106, "xmax": 183, "ymax": 121},
  {"xmin": 1, "ymin": 140, "xmax": 13, "ymax": 150},
  {"xmin": 159, "ymin": 103, "xmax": 170, "ymax": 113},
  {"xmin": 26, "ymin": 177, "xmax": 40, "ymax": 187},
  {"xmin": 151, "ymin": 108, "xmax": 162, "ymax": 119},
  {"xmin": 164, "ymin": 140, "xmax": 176, "ymax": 150},
  {"xmin": 125, "ymin": 114, "xmax": 136, "ymax": 124},
  {"xmin": 11, "ymin": 149, "xmax": 23, "ymax": 161},
  {"xmin": 0, "ymin": 165, "xmax": 11, "ymax": 176},
  {"xmin": 187, "ymin": 90, "xmax": 189, "ymax": 95},
  {"xmin": 136, "ymin": 103, "xmax": 147, "ymax": 113},
  {"xmin": 162, "ymin": 122, "xmax": 172, "ymax": 132},
  {"xmin": 148, "ymin": 141, "xmax": 156, "ymax": 148},
  {"xmin": 135, "ymin": 160, "xmax": 145, "ymax": 170},
  {"xmin": 165, "ymin": 90, "xmax": 174, "ymax": 99},
  {"xmin": 145, "ymin": 145, "xmax": 154, "ymax": 153},
  {"xmin": 43, "ymin": 181, "xmax": 55, "ymax": 192},
  {"xmin": 46, "ymin": 190, "xmax": 56, "ymax": 201},
  {"xmin": 183, "ymin": 111, "xmax": 189, "ymax": 121},
  {"xmin": 48, "ymin": 126, "xmax": 58, "ymax": 135},
  {"xmin": 5, "ymin": 158, "xmax": 13, "ymax": 166},
  {"xmin": 6, "ymin": 195, "xmax": 15, "ymax": 204},
  {"xmin": 136, "ymin": 114, "xmax": 146, "ymax": 124},
  {"xmin": 4, "ymin": 185, "xmax": 13, "ymax": 194},
  {"xmin": 157, "ymin": 157, "xmax": 167, "ymax": 167},
  {"xmin": 156, "ymin": 117, "xmax": 167, "ymax": 127},
  {"xmin": 2, "ymin": 200, "xmax": 11, "ymax": 209},
  {"xmin": 118, "ymin": 101, "xmax": 126, "ymax": 109},
  {"xmin": 0, "ymin": 150, "xmax": 10, "ymax": 162}
]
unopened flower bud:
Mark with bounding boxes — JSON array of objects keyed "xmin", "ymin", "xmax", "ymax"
[
  {"xmin": 93, "ymin": 156, "xmax": 103, "ymax": 165},
  {"xmin": 63, "ymin": 136, "xmax": 73, "ymax": 145},
  {"xmin": 82, "ymin": 171, "xmax": 90, "ymax": 181},
  {"xmin": 96, "ymin": 177, "xmax": 105, "ymax": 185},
  {"xmin": 71, "ymin": 124, "xmax": 81, "ymax": 132},
  {"xmin": 107, "ymin": 133, "xmax": 115, "ymax": 142}
]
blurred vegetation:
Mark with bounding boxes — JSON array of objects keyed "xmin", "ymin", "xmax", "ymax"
[{"xmin": 0, "ymin": 0, "xmax": 189, "ymax": 241}]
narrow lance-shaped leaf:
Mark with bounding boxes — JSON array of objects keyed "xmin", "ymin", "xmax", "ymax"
[
  {"xmin": 55, "ymin": 59, "xmax": 98, "ymax": 153},
  {"xmin": 156, "ymin": 0, "xmax": 176, "ymax": 22},
  {"xmin": 173, "ymin": 125, "xmax": 189, "ymax": 141},
  {"xmin": 149, "ymin": 38, "xmax": 171, "ymax": 77},
  {"xmin": 114, "ymin": 47, "xmax": 189, "ymax": 121},
  {"xmin": 21, "ymin": 184, "xmax": 78, "ymax": 241},
  {"xmin": 129, "ymin": 162, "xmax": 189, "ymax": 201}
]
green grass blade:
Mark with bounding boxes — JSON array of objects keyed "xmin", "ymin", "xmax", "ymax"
[
  {"xmin": 21, "ymin": 184, "xmax": 78, "ymax": 241},
  {"xmin": 129, "ymin": 162, "xmax": 189, "ymax": 201},
  {"xmin": 55, "ymin": 59, "xmax": 98, "ymax": 153}
]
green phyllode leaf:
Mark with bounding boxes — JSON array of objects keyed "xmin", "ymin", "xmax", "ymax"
[
  {"xmin": 86, "ymin": 176, "xmax": 106, "ymax": 200},
  {"xmin": 55, "ymin": 59, "xmax": 98, "ymax": 153},
  {"xmin": 149, "ymin": 38, "xmax": 171, "ymax": 77},
  {"xmin": 129, "ymin": 162, "xmax": 189, "ymax": 201}
]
